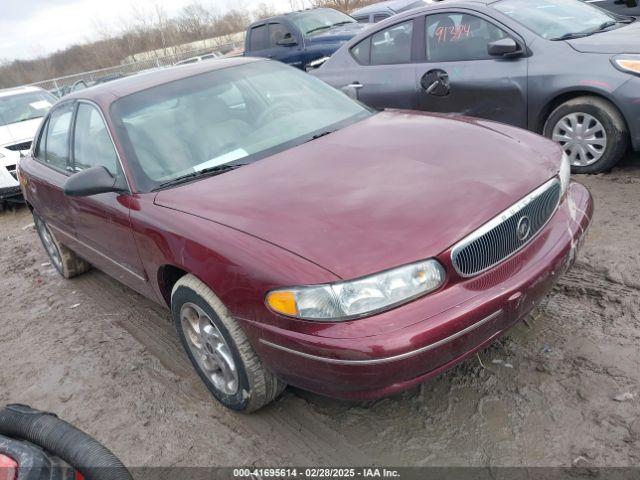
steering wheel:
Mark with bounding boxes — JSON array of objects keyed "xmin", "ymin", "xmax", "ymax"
[{"xmin": 255, "ymin": 101, "xmax": 296, "ymax": 125}]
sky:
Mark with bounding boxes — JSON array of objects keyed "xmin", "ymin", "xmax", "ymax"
[{"xmin": 0, "ymin": 0, "xmax": 297, "ymax": 62}]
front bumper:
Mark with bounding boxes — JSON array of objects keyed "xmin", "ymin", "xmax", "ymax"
[
  {"xmin": 0, "ymin": 185, "xmax": 22, "ymax": 202},
  {"xmin": 246, "ymin": 182, "xmax": 593, "ymax": 400}
]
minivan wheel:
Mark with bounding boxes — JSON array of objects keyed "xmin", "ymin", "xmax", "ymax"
[
  {"xmin": 544, "ymin": 96, "xmax": 628, "ymax": 174},
  {"xmin": 33, "ymin": 213, "xmax": 91, "ymax": 279},
  {"xmin": 171, "ymin": 274, "xmax": 286, "ymax": 412}
]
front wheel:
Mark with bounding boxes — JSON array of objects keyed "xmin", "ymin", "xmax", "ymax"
[
  {"xmin": 543, "ymin": 96, "xmax": 629, "ymax": 174},
  {"xmin": 172, "ymin": 274, "xmax": 286, "ymax": 412}
]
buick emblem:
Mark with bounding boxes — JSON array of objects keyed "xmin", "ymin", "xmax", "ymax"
[{"xmin": 516, "ymin": 215, "xmax": 531, "ymax": 242}]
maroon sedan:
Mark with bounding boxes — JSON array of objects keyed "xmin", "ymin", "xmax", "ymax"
[{"xmin": 18, "ymin": 58, "xmax": 592, "ymax": 412}]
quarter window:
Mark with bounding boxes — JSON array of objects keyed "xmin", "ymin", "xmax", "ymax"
[
  {"xmin": 73, "ymin": 103, "xmax": 119, "ymax": 176},
  {"xmin": 426, "ymin": 13, "xmax": 508, "ymax": 62},
  {"xmin": 43, "ymin": 103, "xmax": 74, "ymax": 171},
  {"xmin": 371, "ymin": 20, "xmax": 413, "ymax": 65},
  {"xmin": 249, "ymin": 24, "xmax": 268, "ymax": 51}
]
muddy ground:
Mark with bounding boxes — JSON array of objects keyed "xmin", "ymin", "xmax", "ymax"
[{"xmin": 1, "ymin": 156, "xmax": 639, "ymax": 469}]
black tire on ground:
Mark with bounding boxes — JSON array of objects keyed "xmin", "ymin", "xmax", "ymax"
[
  {"xmin": 544, "ymin": 96, "xmax": 629, "ymax": 174},
  {"xmin": 171, "ymin": 274, "xmax": 286, "ymax": 412},
  {"xmin": 33, "ymin": 212, "xmax": 91, "ymax": 279}
]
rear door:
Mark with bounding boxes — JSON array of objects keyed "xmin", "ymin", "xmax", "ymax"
[
  {"xmin": 25, "ymin": 102, "xmax": 76, "ymax": 232},
  {"xmin": 343, "ymin": 18, "xmax": 420, "ymax": 109},
  {"xmin": 64, "ymin": 101, "xmax": 149, "ymax": 294},
  {"xmin": 415, "ymin": 10, "xmax": 528, "ymax": 127}
]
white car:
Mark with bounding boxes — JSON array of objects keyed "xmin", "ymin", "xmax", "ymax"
[
  {"xmin": 0, "ymin": 146, "xmax": 21, "ymax": 210},
  {"xmin": 0, "ymin": 86, "xmax": 57, "ymax": 155}
]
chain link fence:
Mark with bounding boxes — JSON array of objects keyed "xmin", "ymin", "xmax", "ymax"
[{"xmin": 30, "ymin": 40, "xmax": 244, "ymax": 96}]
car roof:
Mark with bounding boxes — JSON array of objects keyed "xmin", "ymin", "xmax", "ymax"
[
  {"xmin": 0, "ymin": 85, "xmax": 47, "ymax": 98},
  {"xmin": 63, "ymin": 57, "xmax": 263, "ymax": 108},
  {"xmin": 352, "ymin": 0, "xmax": 424, "ymax": 16},
  {"xmin": 248, "ymin": 7, "xmax": 338, "ymax": 26}
]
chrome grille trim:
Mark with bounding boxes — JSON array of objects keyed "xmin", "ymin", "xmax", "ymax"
[{"xmin": 451, "ymin": 178, "xmax": 561, "ymax": 278}]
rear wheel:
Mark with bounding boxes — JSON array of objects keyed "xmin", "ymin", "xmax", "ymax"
[
  {"xmin": 172, "ymin": 274, "xmax": 286, "ymax": 412},
  {"xmin": 33, "ymin": 213, "xmax": 90, "ymax": 279},
  {"xmin": 544, "ymin": 96, "xmax": 628, "ymax": 174}
]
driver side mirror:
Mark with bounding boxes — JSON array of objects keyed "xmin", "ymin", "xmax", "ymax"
[
  {"xmin": 277, "ymin": 34, "xmax": 298, "ymax": 47},
  {"xmin": 64, "ymin": 166, "xmax": 123, "ymax": 197},
  {"xmin": 488, "ymin": 38, "xmax": 522, "ymax": 58}
]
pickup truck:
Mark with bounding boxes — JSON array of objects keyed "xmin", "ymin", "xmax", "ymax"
[{"xmin": 243, "ymin": 8, "xmax": 367, "ymax": 70}]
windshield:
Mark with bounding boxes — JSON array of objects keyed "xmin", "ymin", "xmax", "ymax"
[
  {"xmin": 291, "ymin": 8, "xmax": 355, "ymax": 35},
  {"xmin": 111, "ymin": 60, "xmax": 371, "ymax": 192},
  {"xmin": 0, "ymin": 91, "xmax": 56, "ymax": 127},
  {"xmin": 494, "ymin": 0, "xmax": 620, "ymax": 40}
]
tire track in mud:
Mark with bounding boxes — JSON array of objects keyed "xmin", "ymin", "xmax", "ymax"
[{"xmin": 72, "ymin": 270, "xmax": 371, "ymax": 466}]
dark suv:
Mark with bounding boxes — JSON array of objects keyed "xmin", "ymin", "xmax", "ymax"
[{"xmin": 243, "ymin": 8, "xmax": 366, "ymax": 70}]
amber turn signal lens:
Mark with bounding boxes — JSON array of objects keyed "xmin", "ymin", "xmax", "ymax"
[
  {"xmin": 617, "ymin": 59, "xmax": 640, "ymax": 73},
  {"xmin": 266, "ymin": 290, "xmax": 298, "ymax": 316}
]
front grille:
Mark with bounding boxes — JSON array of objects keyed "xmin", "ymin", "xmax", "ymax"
[
  {"xmin": 5, "ymin": 141, "xmax": 31, "ymax": 152},
  {"xmin": 6, "ymin": 165, "xmax": 17, "ymax": 180},
  {"xmin": 451, "ymin": 178, "xmax": 561, "ymax": 278}
]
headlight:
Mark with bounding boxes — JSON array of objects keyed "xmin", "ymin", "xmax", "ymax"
[
  {"xmin": 266, "ymin": 259, "xmax": 446, "ymax": 321},
  {"xmin": 612, "ymin": 55, "xmax": 640, "ymax": 76},
  {"xmin": 559, "ymin": 151, "xmax": 571, "ymax": 197}
]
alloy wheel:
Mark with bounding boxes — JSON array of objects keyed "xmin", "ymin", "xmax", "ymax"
[
  {"xmin": 180, "ymin": 302, "xmax": 239, "ymax": 395},
  {"xmin": 552, "ymin": 112, "xmax": 607, "ymax": 167},
  {"xmin": 35, "ymin": 217, "xmax": 63, "ymax": 273}
]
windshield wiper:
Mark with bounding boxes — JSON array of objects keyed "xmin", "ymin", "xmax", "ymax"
[
  {"xmin": 305, "ymin": 130, "xmax": 335, "ymax": 143},
  {"xmin": 306, "ymin": 25, "xmax": 332, "ymax": 35},
  {"xmin": 153, "ymin": 163, "xmax": 245, "ymax": 191},
  {"xmin": 552, "ymin": 20, "xmax": 622, "ymax": 41},
  {"xmin": 332, "ymin": 21, "xmax": 354, "ymax": 27}
]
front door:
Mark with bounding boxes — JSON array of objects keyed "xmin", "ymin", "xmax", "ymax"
[
  {"xmin": 416, "ymin": 12, "xmax": 528, "ymax": 128},
  {"xmin": 63, "ymin": 101, "xmax": 149, "ymax": 295}
]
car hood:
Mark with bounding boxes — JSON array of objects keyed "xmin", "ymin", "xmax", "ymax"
[
  {"xmin": 567, "ymin": 21, "xmax": 640, "ymax": 54},
  {"xmin": 0, "ymin": 118, "xmax": 42, "ymax": 148},
  {"xmin": 306, "ymin": 22, "xmax": 368, "ymax": 43},
  {"xmin": 154, "ymin": 111, "xmax": 560, "ymax": 279}
]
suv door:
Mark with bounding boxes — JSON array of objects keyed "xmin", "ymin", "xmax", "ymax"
[
  {"xmin": 25, "ymin": 102, "xmax": 76, "ymax": 232},
  {"xmin": 65, "ymin": 101, "xmax": 149, "ymax": 294},
  {"xmin": 416, "ymin": 11, "xmax": 528, "ymax": 127},
  {"xmin": 267, "ymin": 22, "xmax": 303, "ymax": 67},
  {"xmin": 342, "ymin": 19, "xmax": 420, "ymax": 109}
]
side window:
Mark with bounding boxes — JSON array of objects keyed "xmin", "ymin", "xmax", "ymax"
[
  {"xmin": 351, "ymin": 38, "xmax": 371, "ymax": 65},
  {"xmin": 373, "ymin": 14, "xmax": 390, "ymax": 23},
  {"xmin": 33, "ymin": 117, "xmax": 49, "ymax": 159},
  {"xmin": 249, "ymin": 24, "xmax": 268, "ymax": 51},
  {"xmin": 353, "ymin": 15, "xmax": 370, "ymax": 23},
  {"xmin": 370, "ymin": 20, "xmax": 413, "ymax": 65},
  {"xmin": 269, "ymin": 23, "xmax": 289, "ymax": 47},
  {"xmin": 426, "ymin": 13, "xmax": 508, "ymax": 62},
  {"xmin": 73, "ymin": 103, "xmax": 119, "ymax": 176},
  {"xmin": 43, "ymin": 103, "xmax": 74, "ymax": 171}
]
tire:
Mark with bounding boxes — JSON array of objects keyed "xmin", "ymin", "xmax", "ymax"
[
  {"xmin": 171, "ymin": 274, "xmax": 286, "ymax": 412},
  {"xmin": 543, "ymin": 96, "xmax": 629, "ymax": 174},
  {"xmin": 33, "ymin": 213, "xmax": 91, "ymax": 279}
]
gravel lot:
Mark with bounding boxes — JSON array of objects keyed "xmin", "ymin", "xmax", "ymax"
[{"xmin": 1, "ymin": 155, "xmax": 639, "ymax": 469}]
